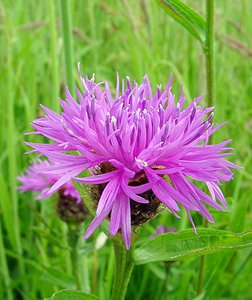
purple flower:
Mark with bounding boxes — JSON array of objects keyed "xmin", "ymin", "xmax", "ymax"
[
  {"xmin": 17, "ymin": 159, "xmax": 81, "ymax": 202},
  {"xmin": 25, "ymin": 69, "xmax": 239, "ymax": 249}
]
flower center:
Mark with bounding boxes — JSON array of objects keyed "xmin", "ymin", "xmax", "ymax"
[{"xmin": 91, "ymin": 162, "xmax": 162, "ymax": 226}]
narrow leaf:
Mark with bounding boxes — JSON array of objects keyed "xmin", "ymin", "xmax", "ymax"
[
  {"xmin": 0, "ymin": 173, "xmax": 16, "ymax": 248},
  {"xmin": 40, "ymin": 267, "xmax": 75, "ymax": 289},
  {"xmin": 135, "ymin": 229, "xmax": 252, "ymax": 265},
  {"xmin": 156, "ymin": 0, "xmax": 206, "ymax": 43},
  {"xmin": 47, "ymin": 289, "xmax": 98, "ymax": 300}
]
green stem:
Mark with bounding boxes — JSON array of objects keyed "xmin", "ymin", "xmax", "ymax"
[
  {"xmin": 111, "ymin": 238, "xmax": 135, "ymax": 300},
  {"xmin": 67, "ymin": 224, "xmax": 82, "ymax": 290},
  {"xmin": 197, "ymin": 216, "xmax": 209, "ymax": 295},
  {"xmin": 49, "ymin": 0, "xmax": 60, "ymax": 112},
  {"xmin": 205, "ymin": 0, "xmax": 215, "ymax": 107},
  {"xmin": 197, "ymin": 252, "xmax": 206, "ymax": 294},
  {"xmin": 198, "ymin": 1, "xmax": 215, "ymax": 295},
  {"xmin": 82, "ymin": 254, "xmax": 91, "ymax": 293},
  {"xmin": 60, "ymin": 0, "xmax": 74, "ymax": 94}
]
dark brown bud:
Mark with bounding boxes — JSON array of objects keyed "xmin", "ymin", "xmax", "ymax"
[
  {"xmin": 57, "ymin": 189, "xmax": 89, "ymax": 224},
  {"xmin": 90, "ymin": 163, "xmax": 163, "ymax": 226}
]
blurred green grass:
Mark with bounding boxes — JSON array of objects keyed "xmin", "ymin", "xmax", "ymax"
[{"xmin": 0, "ymin": 0, "xmax": 252, "ymax": 299}]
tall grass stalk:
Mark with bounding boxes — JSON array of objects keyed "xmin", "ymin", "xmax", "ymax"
[
  {"xmin": 5, "ymin": 17, "xmax": 26, "ymax": 293},
  {"xmin": 0, "ymin": 221, "xmax": 13, "ymax": 300},
  {"xmin": 60, "ymin": 0, "xmax": 74, "ymax": 93},
  {"xmin": 49, "ymin": 0, "xmax": 60, "ymax": 112},
  {"xmin": 205, "ymin": 0, "xmax": 215, "ymax": 107},
  {"xmin": 197, "ymin": 0, "xmax": 215, "ymax": 295}
]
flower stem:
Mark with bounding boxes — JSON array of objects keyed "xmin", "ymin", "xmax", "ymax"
[
  {"xmin": 60, "ymin": 0, "xmax": 74, "ymax": 94},
  {"xmin": 67, "ymin": 224, "xmax": 82, "ymax": 290},
  {"xmin": 111, "ymin": 238, "xmax": 135, "ymax": 300},
  {"xmin": 204, "ymin": 0, "xmax": 215, "ymax": 107},
  {"xmin": 198, "ymin": 0, "xmax": 215, "ymax": 295}
]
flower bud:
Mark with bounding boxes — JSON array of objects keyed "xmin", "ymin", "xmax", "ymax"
[{"xmin": 57, "ymin": 189, "xmax": 88, "ymax": 224}]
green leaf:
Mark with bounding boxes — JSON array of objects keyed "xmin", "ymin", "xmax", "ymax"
[
  {"xmin": 134, "ymin": 229, "xmax": 252, "ymax": 265},
  {"xmin": 45, "ymin": 289, "xmax": 99, "ymax": 300},
  {"xmin": 155, "ymin": 0, "xmax": 206, "ymax": 43},
  {"xmin": 0, "ymin": 172, "xmax": 16, "ymax": 248},
  {"xmin": 40, "ymin": 267, "xmax": 75, "ymax": 289}
]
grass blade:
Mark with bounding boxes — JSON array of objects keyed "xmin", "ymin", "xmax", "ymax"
[
  {"xmin": 155, "ymin": 0, "xmax": 206, "ymax": 43},
  {"xmin": 60, "ymin": 0, "xmax": 75, "ymax": 94}
]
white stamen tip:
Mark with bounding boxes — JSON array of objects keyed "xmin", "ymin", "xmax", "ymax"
[
  {"xmin": 136, "ymin": 158, "xmax": 148, "ymax": 168},
  {"xmin": 66, "ymin": 128, "xmax": 74, "ymax": 136},
  {"xmin": 111, "ymin": 116, "xmax": 117, "ymax": 124}
]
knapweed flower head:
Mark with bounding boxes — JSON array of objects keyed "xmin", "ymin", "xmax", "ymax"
[
  {"xmin": 18, "ymin": 159, "xmax": 89, "ymax": 223},
  {"xmin": 17, "ymin": 159, "xmax": 81, "ymax": 202},
  {"xmin": 26, "ymin": 67, "xmax": 239, "ymax": 249}
]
